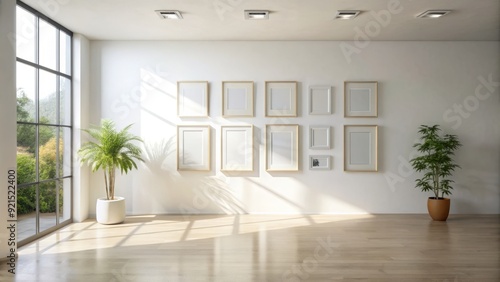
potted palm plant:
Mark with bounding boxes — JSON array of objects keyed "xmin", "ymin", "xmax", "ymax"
[
  {"xmin": 410, "ymin": 125, "xmax": 461, "ymax": 221},
  {"xmin": 78, "ymin": 119, "xmax": 144, "ymax": 224}
]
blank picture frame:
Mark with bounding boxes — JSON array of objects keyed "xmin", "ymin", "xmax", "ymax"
[
  {"xmin": 177, "ymin": 125, "xmax": 211, "ymax": 171},
  {"xmin": 177, "ymin": 81, "xmax": 209, "ymax": 117},
  {"xmin": 266, "ymin": 124, "xmax": 299, "ymax": 171},
  {"xmin": 265, "ymin": 81, "xmax": 298, "ymax": 117},
  {"xmin": 344, "ymin": 81, "xmax": 378, "ymax": 117},
  {"xmin": 309, "ymin": 126, "xmax": 331, "ymax": 149},
  {"xmin": 222, "ymin": 81, "xmax": 254, "ymax": 117},
  {"xmin": 344, "ymin": 125, "xmax": 378, "ymax": 172},
  {"xmin": 309, "ymin": 155, "xmax": 331, "ymax": 170},
  {"xmin": 309, "ymin": 85, "xmax": 332, "ymax": 115},
  {"xmin": 221, "ymin": 125, "xmax": 253, "ymax": 171}
]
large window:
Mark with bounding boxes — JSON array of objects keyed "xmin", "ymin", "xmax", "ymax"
[{"xmin": 16, "ymin": 2, "xmax": 72, "ymax": 244}]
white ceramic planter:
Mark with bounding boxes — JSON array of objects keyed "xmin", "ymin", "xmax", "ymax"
[{"xmin": 96, "ymin": 196, "xmax": 126, "ymax": 224}]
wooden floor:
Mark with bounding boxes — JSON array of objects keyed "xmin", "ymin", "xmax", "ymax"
[{"xmin": 1, "ymin": 214, "xmax": 499, "ymax": 281}]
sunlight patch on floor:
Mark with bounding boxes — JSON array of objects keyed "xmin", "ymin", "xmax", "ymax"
[{"xmin": 18, "ymin": 214, "xmax": 374, "ymax": 255}]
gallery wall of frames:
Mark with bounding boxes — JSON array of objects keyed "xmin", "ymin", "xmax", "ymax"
[{"xmin": 176, "ymin": 80, "xmax": 379, "ymax": 173}]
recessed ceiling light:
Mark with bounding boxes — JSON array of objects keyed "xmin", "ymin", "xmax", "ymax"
[
  {"xmin": 155, "ymin": 10, "xmax": 183, "ymax": 20},
  {"xmin": 416, "ymin": 10, "xmax": 451, "ymax": 18},
  {"xmin": 335, "ymin": 10, "xmax": 361, "ymax": 20},
  {"xmin": 244, "ymin": 10, "xmax": 269, "ymax": 20}
]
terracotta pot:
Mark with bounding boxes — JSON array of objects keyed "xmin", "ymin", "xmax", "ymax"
[{"xmin": 427, "ymin": 197, "xmax": 450, "ymax": 221}]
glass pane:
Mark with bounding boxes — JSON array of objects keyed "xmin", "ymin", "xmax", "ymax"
[
  {"xmin": 17, "ymin": 123, "xmax": 37, "ymax": 155},
  {"xmin": 17, "ymin": 150, "xmax": 36, "ymax": 186},
  {"xmin": 39, "ymin": 70, "xmax": 57, "ymax": 124},
  {"xmin": 60, "ymin": 31, "xmax": 71, "ymax": 75},
  {"xmin": 18, "ymin": 185, "xmax": 37, "ymax": 241},
  {"xmin": 16, "ymin": 7, "xmax": 36, "ymax": 63},
  {"xmin": 60, "ymin": 178, "xmax": 72, "ymax": 222},
  {"xmin": 59, "ymin": 127, "xmax": 72, "ymax": 177},
  {"xmin": 16, "ymin": 62, "xmax": 36, "ymax": 122},
  {"xmin": 39, "ymin": 125, "xmax": 57, "ymax": 181},
  {"xmin": 39, "ymin": 19, "xmax": 57, "ymax": 70},
  {"xmin": 39, "ymin": 181, "xmax": 57, "ymax": 232},
  {"xmin": 60, "ymin": 77, "xmax": 71, "ymax": 125}
]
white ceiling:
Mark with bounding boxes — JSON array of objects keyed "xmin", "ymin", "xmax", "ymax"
[{"xmin": 23, "ymin": 0, "xmax": 500, "ymax": 41}]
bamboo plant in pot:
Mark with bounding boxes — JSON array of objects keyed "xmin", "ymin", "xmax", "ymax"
[
  {"xmin": 78, "ymin": 119, "xmax": 144, "ymax": 224},
  {"xmin": 410, "ymin": 125, "xmax": 461, "ymax": 221}
]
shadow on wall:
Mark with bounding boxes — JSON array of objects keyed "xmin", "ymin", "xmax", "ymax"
[
  {"xmin": 196, "ymin": 177, "xmax": 247, "ymax": 214},
  {"xmin": 169, "ymin": 174, "xmax": 247, "ymax": 214},
  {"xmin": 141, "ymin": 138, "xmax": 247, "ymax": 215},
  {"xmin": 452, "ymin": 135, "xmax": 500, "ymax": 213},
  {"xmin": 143, "ymin": 138, "xmax": 176, "ymax": 176}
]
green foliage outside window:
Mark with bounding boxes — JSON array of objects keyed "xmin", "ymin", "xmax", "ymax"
[{"xmin": 17, "ymin": 92, "xmax": 64, "ymax": 215}]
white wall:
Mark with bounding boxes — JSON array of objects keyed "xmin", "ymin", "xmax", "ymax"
[
  {"xmin": 88, "ymin": 41, "xmax": 500, "ymax": 216},
  {"xmin": 0, "ymin": 0, "xmax": 17, "ymax": 259},
  {"xmin": 72, "ymin": 34, "xmax": 91, "ymax": 222}
]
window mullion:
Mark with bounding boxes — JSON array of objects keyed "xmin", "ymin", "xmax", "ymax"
[
  {"xmin": 35, "ymin": 14, "xmax": 40, "ymax": 235},
  {"xmin": 56, "ymin": 28, "xmax": 60, "ymax": 73},
  {"xmin": 55, "ymin": 129, "xmax": 60, "ymax": 225},
  {"xmin": 16, "ymin": 57, "xmax": 71, "ymax": 79},
  {"xmin": 55, "ymin": 29, "xmax": 61, "ymax": 223}
]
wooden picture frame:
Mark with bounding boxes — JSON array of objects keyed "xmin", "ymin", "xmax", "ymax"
[
  {"xmin": 309, "ymin": 125, "xmax": 331, "ymax": 150},
  {"xmin": 309, "ymin": 155, "xmax": 331, "ymax": 170},
  {"xmin": 309, "ymin": 85, "xmax": 332, "ymax": 115},
  {"xmin": 265, "ymin": 81, "xmax": 298, "ymax": 117},
  {"xmin": 266, "ymin": 124, "xmax": 299, "ymax": 171},
  {"xmin": 344, "ymin": 81, "xmax": 378, "ymax": 117},
  {"xmin": 344, "ymin": 125, "xmax": 378, "ymax": 172},
  {"xmin": 222, "ymin": 81, "xmax": 253, "ymax": 117},
  {"xmin": 177, "ymin": 125, "xmax": 211, "ymax": 171},
  {"xmin": 221, "ymin": 125, "xmax": 253, "ymax": 171},
  {"xmin": 177, "ymin": 81, "xmax": 209, "ymax": 117}
]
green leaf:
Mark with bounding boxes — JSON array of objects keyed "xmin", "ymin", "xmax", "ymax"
[
  {"xmin": 78, "ymin": 119, "xmax": 144, "ymax": 199},
  {"xmin": 410, "ymin": 125, "xmax": 462, "ymax": 197}
]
